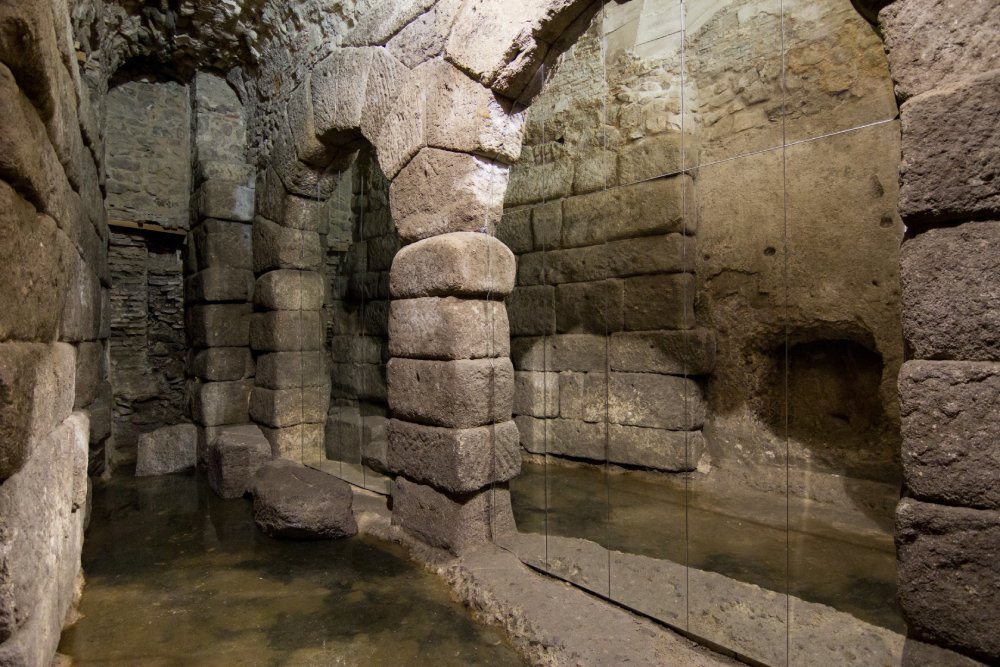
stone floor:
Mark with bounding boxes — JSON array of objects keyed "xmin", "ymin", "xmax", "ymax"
[{"xmin": 58, "ymin": 473, "xmax": 524, "ymax": 666}]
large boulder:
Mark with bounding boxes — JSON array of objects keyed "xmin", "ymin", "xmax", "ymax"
[
  {"xmin": 207, "ymin": 424, "xmax": 271, "ymax": 498},
  {"xmin": 250, "ymin": 460, "xmax": 357, "ymax": 540}
]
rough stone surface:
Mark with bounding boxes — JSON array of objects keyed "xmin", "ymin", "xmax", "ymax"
[
  {"xmin": 207, "ymin": 424, "xmax": 272, "ymax": 499},
  {"xmin": 899, "ymin": 71, "xmax": 1000, "ymax": 223},
  {"xmin": 188, "ymin": 347, "xmax": 254, "ymax": 382},
  {"xmin": 252, "ymin": 217, "xmax": 323, "ymax": 273},
  {"xmin": 899, "ymin": 361, "xmax": 1000, "ymax": 510},
  {"xmin": 251, "ymin": 460, "xmax": 357, "ymax": 540},
  {"xmin": 197, "ymin": 179, "xmax": 254, "ymax": 223},
  {"xmin": 389, "ymin": 232, "xmax": 516, "ymax": 298},
  {"xmin": 187, "ymin": 220, "xmax": 252, "ymax": 271},
  {"xmin": 623, "ymin": 274, "xmax": 695, "ymax": 331},
  {"xmin": 901, "ymin": 222, "xmax": 1000, "ymax": 361},
  {"xmin": 261, "ymin": 423, "xmax": 322, "ymax": 462},
  {"xmin": 391, "ymin": 148, "xmax": 509, "ymax": 243},
  {"xmin": 254, "ymin": 270, "xmax": 325, "ymax": 310},
  {"xmin": 250, "ymin": 310, "xmax": 324, "ymax": 352},
  {"xmin": 896, "ymin": 498, "xmax": 1000, "ymax": 662},
  {"xmin": 879, "ymin": 0, "xmax": 1000, "ymax": 100},
  {"xmin": 387, "ymin": 357, "xmax": 514, "ymax": 428},
  {"xmin": 391, "ymin": 477, "xmax": 505, "ymax": 553},
  {"xmin": 255, "ymin": 351, "xmax": 328, "ymax": 389},
  {"xmin": 186, "ymin": 304, "xmax": 251, "ymax": 348},
  {"xmin": 249, "ymin": 386, "xmax": 330, "ymax": 428},
  {"xmin": 512, "ymin": 371, "xmax": 559, "ymax": 418},
  {"xmin": 505, "ymin": 285, "xmax": 555, "ymax": 336},
  {"xmin": 388, "ymin": 297, "xmax": 510, "ymax": 360},
  {"xmin": 190, "ymin": 380, "xmax": 252, "ymax": 427},
  {"xmin": 387, "ymin": 419, "xmax": 521, "ymax": 493},
  {"xmin": 608, "ymin": 372, "xmax": 706, "ymax": 430},
  {"xmin": 609, "ymin": 330, "xmax": 717, "ymax": 375},
  {"xmin": 185, "ymin": 267, "xmax": 255, "ymax": 303},
  {"xmin": 0, "ymin": 343, "xmax": 75, "ymax": 480},
  {"xmin": 135, "ymin": 423, "xmax": 197, "ymax": 477}
]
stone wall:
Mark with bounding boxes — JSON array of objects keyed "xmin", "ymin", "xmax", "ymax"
[
  {"xmin": 104, "ymin": 80, "xmax": 192, "ymax": 229},
  {"xmin": 877, "ymin": 0, "xmax": 1000, "ymax": 663},
  {"xmin": 0, "ymin": 0, "xmax": 107, "ymax": 663},
  {"xmin": 108, "ymin": 230, "xmax": 185, "ymax": 467},
  {"xmin": 501, "ymin": 0, "xmax": 903, "ymax": 506}
]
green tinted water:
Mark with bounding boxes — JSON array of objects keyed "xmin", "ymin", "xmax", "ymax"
[{"xmin": 60, "ymin": 473, "xmax": 525, "ymax": 667}]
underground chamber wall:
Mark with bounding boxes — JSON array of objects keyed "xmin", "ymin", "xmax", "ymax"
[{"xmin": 495, "ymin": 0, "xmax": 906, "ymax": 663}]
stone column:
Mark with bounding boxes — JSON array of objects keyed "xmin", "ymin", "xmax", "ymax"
[
  {"xmin": 877, "ymin": 1, "xmax": 1000, "ymax": 664},
  {"xmin": 185, "ymin": 73, "xmax": 255, "ymax": 461}
]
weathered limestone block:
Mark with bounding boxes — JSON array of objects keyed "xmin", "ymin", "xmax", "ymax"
[
  {"xmin": 897, "ymin": 498, "xmax": 1000, "ymax": 662},
  {"xmin": 360, "ymin": 48, "xmax": 413, "ymax": 141},
  {"xmin": 558, "ymin": 372, "xmax": 605, "ymax": 422},
  {"xmin": 510, "ymin": 334, "xmax": 607, "ymax": 373},
  {"xmin": 387, "ymin": 357, "xmax": 514, "ymax": 428},
  {"xmin": 207, "ymin": 424, "xmax": 271, "ymax": 499},
  {"xmin": 901, "ymin": 222, "xmax": 1000, "ymax": 360},
  {"xmin": 516, "ymin": 234, "xmax": 695, "ymax": 286},
  {"xmin": 547, "ymin": 418, "xmax": 605, "ymax": 460},
  {"xmin": 250, "ymin": 310, "xmax": 324, "ymax": 352},
  {"xmin": 572, "ymin": 149, "xmax": 619, "ymax": 195},
  {"xmin": 88, "ymin": 381, "xmax": 112, "ymax": 445},
  {"xmin": 880, "ymin": 0, "xmax": 1000, "ymax": 100},
  {"xmin": 254, "ymin": 270, "xmax": 324, "ymax": 310},
  {"xmin": 0, "ymin": 1, "xmax": 62, "ymax": 122},
  {"xmin": 506, "ymin": 285, "xmax": 555, "ymax": 337},
  {"xmin": 513, "ymin": 371, "xmax": 559, "ymax": 418},
  {"xmin": 445, "ymin": 0, "xmax": 591, "ymax": 98},
  {"xmin": 253, "ymin": 218, "xmax": 323, "ymax": 274},
  {"xmin": 197, "ymin": 179, "xmax": 254, "ymax": 222},
  {"xmin": 423, "ymin": 60, "xmax": 523, "ymax": 163},
  {"xmin": 249, "ymin": 386, "xmax": 331, "ymax": 428},
  {"xmin": 185, "ymin": 267, "xmax": 254, "ymax": 303},
  {"xmin": 514, "ymin": 415, "xmax": 547, "ymax": 454},
  {"xmin": 387, "ymin": 0, "xmax": 464, "ymax": 68},
  {"xmin": 194, "ymin": 161, "xmax": 254, "ymax": 188},
  {"xmin": 371, "ymin": 62, "xmax": 426, "ymax": 179},
  {"xmin": 189, "ymin": 347, "xmax": 254, "ymax": 382},
  {"xmin": 899, "ymin": 71, "xmax": 1000, "ymax": 223},
  {"xmin": 562, "ymin": 176, "xmax": 690, "ymax": 248},
  {"xmin": 0, "ymin": 183, "xmax": 66, "ymax": 342},
  {"xmin": 608, "ymin": 425, "xmax": 703, "ymax": 472},
  {"xmin": 135, "ymin": 423, "xmax": 197, "ymax": 477},
  {"xmin": 389, "ymin": 297, "xmax": 510, "ymax": 360},
  {"xmin": 0, "ymin": 342, "xmax": 74, "ymax": 479},
  {"xmin": 58, "ymin": 236, "xmax": 102, "ymax": 343},
  {"xmin": 496, "ymin": 206, "xmax": 533, "ymax": 254},
  {"xmin": 186, "ymin": 303, "xmax": 251, "ymax": 348},
  {"xmin": 191, "ymin": 380, "xmax": 252, "ymax": 427},
  {"xmin": 252, "ymin": 217, "xmax": 323, "ymax": 273},
  {"xmin": 72, "ymin": 342, "xmax": 102, "ymax": 413},
  {"xmin": 331, "ymin": 362, "xmax": 387, "ymax": 401},
  {"xmin": 623, "ymin": 274, "xmax": 696, "ymax": 331},
  {"xmin": 345, "ymin": 0, "xmax": 436, "ymax": 47},
  {"xmin": 391, "ymin": 148, "xmax": 509, "ymax": 243},
  {"xmin": 187, "ymin": 219, "xmax": 252, "ymax": 271},
  {"xmin": 255, "ymin": 351, "xmax": 328, "ymax": 389},
  {"xmin": 391, "ymin": 477, "xmax": 513, "ymax": 553},
  {"xmin": 251, "ymin": 460, "xmax": 357, "ymax": 539},
  {"xmin": 609, "ymin": 330, "xmax": 717, "ymax": 376},
  {"xmin": 531, "ymin": 201, "xmax": 562, "ymax": 250},
  {"xmin": 283, "ymin": 194, "xmax": 329, "ymax": 233},
  {"xmin": 331, "ymin": 335, "xmax": 384, "ymax": 364},
  {"xmin": 261, "ymin": 423, "xmax": 322, "ymax": 463},
  {"xmin": 556, "ymin": 280, "xmax": 624, "ymax": 333},
  {"xmin": 505, "ymin": 157, "xmax": 574, "ymax": 207},
  {"xmin": 608, "ymin": 372, "xmax": 705, "ymax": 430},
  {"xmin": 311, "ymin": 47, "xmax": 371, "ymax": 144},
  {"xmin": 325, "ymin": 407, "xmax": 364, "ymax": 461},
  {"xmin": 387, "ymin": 419, "xmax": 521, "ymax": 493},
  {"xmin": 389, "ymin": 232, "xmax": 516, "ymax": 298},
  {"xmin": 618, "ymin": 134, "xmax": 683, "ymax": 185},
  {"xmin": 899, "ymin": 361, "xmax": 1000, "ymax": 509},
  {"xmin": 255, "ymin": 165, "xmax": 287, "ymax": 224},
  {"xmin": 287, "ymin": 75, "xmax": 328, "ymax": 167},
  {"xmin": 0, "ymin": 412, "xmax": 86, "ymax": 664}
]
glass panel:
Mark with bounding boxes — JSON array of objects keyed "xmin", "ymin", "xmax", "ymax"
[
  {"xmin": 784, "ymin": 124, "xmax": 905, "ymax": 664},
  {"xmin": 320, "ymin": 149, "xmax": 396, "ymax": 493},
  {"xmin": 685, "ymin": 148, "xmax": 788, "ymax": 665},
  {"xmin": 684, "ymin": 0, "xmax": 784, "ymax": 168},
  {"xmin": 782, "ymin": 0, "xmax": 897, "ymax": 144}
]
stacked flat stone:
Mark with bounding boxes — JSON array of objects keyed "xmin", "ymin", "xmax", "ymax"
[
  {"xmin": 184, "ymin": 73, "xmax": 255, "ymax": 462},
  {"xmin": 249, "ymin": 184, "xmax": 331, "ymax": 462},
  {"xmin": 877, "ymin": 1, "xmax": 1000, "ymax": 664}
]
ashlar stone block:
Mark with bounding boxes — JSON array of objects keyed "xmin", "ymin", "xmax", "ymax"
[
  {"xmin": 190, "ymin": 380, "xmax": 252, "ymax": 427},
  {"xmin": 260, "ymin": 423, "xmax": 323, "ymax": 463},
  {"xmin": 250, "ymin": 311, "xmax": 324, "ymax": 352},
  {"xmin": 207, "ymin": 424, "xmax": 271, "ymax": 499},
  {"xmin": 388, "ymin": 297, "xmax": 510, "ymax": 360},
  {"xmin": 608, "ymin": 372, "xmax": 705, "ymax": 430},
  {"xmin": 186, "ymin": 304, "xmax": 251, "ymax": 348},
  {"xmin": 185, "ymin": 267, "xmax": 254, "ymax": 303},
  {"xmin": 189, "ymin": 347, "xmax": 254, "ymax": 382},
  {"xmin": 387, "ymin": 357, "xmax": 514, "ymax": 428},
  {"xmin": 188, "ymin": 219, "xmax": 252, "ymax": 271},
  {"xmin": 255, "ymin": 351, "xmax": 329, "ymax": 390},
  {"xmin": 311, "ymin": 47, "xmax": 373, "ymax": 145},
  {"xmin": 513, "ymin": 371, "xmax": 559, "ymax": 418},
  {"xmin": 390, "ymin": 148, "xmax": 509, "ymax": 243},
  {"xmin": 197, "ymin": 179, "xmax": 254, "ymax": 222},
  {"xmin": 135, "ymin": 424, "xmax": 197, "ymax": 477},
  {"xmin": 506, "ymin": 285, "xmax": 555, "ymax": 337},
  {"xmin": 249, "ymin": 386, "xmax": 330, "ymax": 428},
  {"xmin": 900, "ymin": 361, "xmax": 1000, "ymax": 510},
  {"xmin": 252, "ymin": 217, "xmax": 323, "ymax": 273},
  {"xmin": 387, "ymin": 418, "xmax": 521, "ymax": 493},
  {"xmin": 389, "ymin": 232, "xmax": 515, "ymax": 298},
  {"xmin": 623, "ymin": 273, "xmax": 696, "ymax": 331},
  {"xmin": 254, "ymin": 270, "xmax": 324, "ymax": 311},
  {"xmin": 609, "ymin": 330, "xmax": 717, "ymax": 376}
]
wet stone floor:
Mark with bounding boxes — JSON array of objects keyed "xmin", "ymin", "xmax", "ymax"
[{"xmin": 59, "ymin": 473, "xmax": 525, "ymax": 667}]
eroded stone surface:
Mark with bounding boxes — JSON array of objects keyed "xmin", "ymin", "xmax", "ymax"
[
  {"xmin": 207, "ymin": 424, "xmax": 271, "ymax": 499},
  {"xmin": 135, "ymin": 423, "xmax": 197, "ymax": 477},
  {"xmin": 387, "ymin": 357, "xmax": 514, "ymax": 429},
  {"xmin": 388, "ymin": 297, "xmax": 510, "ymax": 360},
  {"xmin": 251, "ymin": 460, "xmax": 357, "ymax": 540},
  {"xmin": 389, "ymin": 232, "xmax": 516, "ymax": 298}
]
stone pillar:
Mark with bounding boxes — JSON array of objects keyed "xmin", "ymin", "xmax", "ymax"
[
  {"xmin": 249, "ymin": 188, "xmax": 330, "ymax": 462},
  {"xmin": 185, "ymin": 73, "xmax": 255, "ymax": 461},
  {"xmin": 877, "ymin": 1, "xmax": 1000, "ymax": 664}
]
